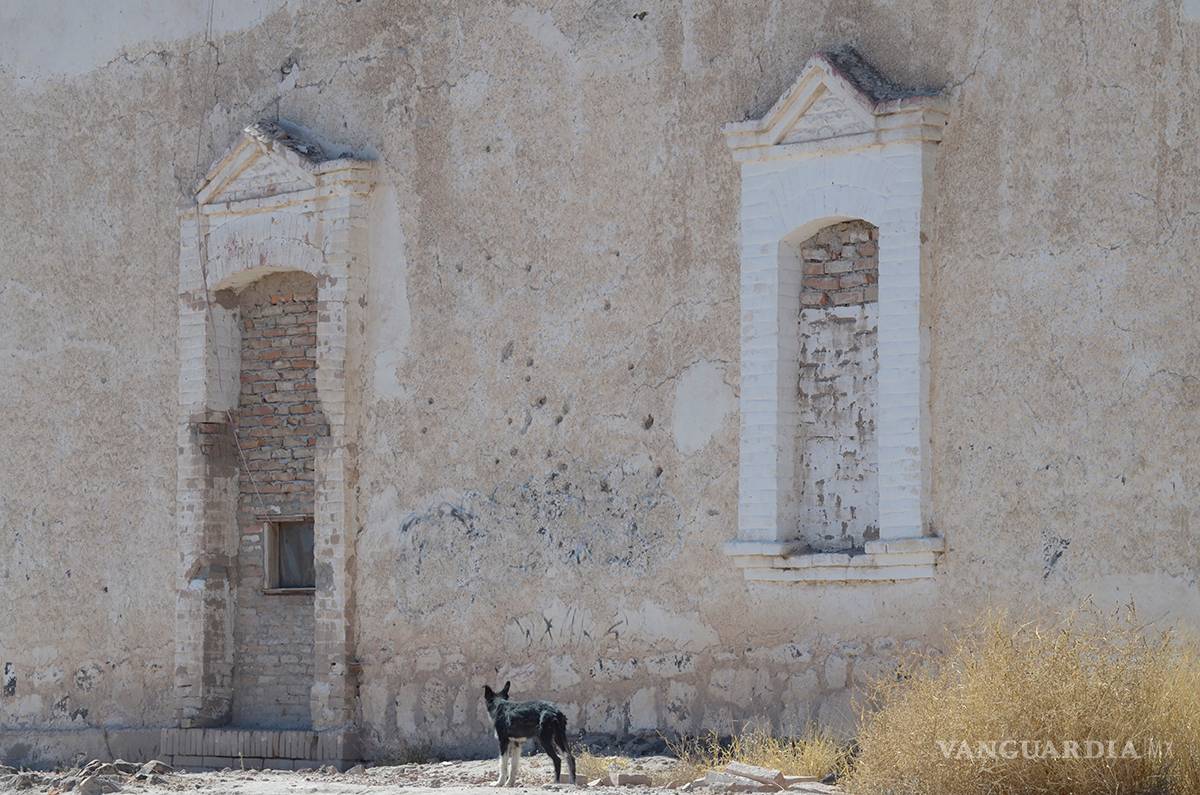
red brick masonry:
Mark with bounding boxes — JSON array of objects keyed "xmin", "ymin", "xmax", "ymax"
[
  {"xmin": 799, "ymin": 220, "xmax": 879, "ymax": 307},
  {"xmin": 234, "ymin": 281, "xmax": 325, "ymax": 512}
]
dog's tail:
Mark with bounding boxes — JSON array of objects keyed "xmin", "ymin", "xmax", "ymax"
[{"xmin": 553, "ymin": 712, "xmax": 576, "ymax": 783}]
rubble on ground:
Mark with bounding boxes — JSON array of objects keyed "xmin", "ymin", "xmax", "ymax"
[
  {"xmin": 0, "ymin": 755, "xmax": 842, "ymax": 793},
  {"xmin": 676, "ymin": 763, "xmax": 829, "ymax": 793},
  {"xmin": 608, "ymin": 770, "xmax": 654, "ymax": 786},
  {"xmin": 0, "ymin": 758, "xmax": 178, "ymax": 794}
]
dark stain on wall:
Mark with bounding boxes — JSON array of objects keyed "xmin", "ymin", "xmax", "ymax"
[{"xmin": 386, "ymin": 464, "xmax": 684, "ymax": 619}]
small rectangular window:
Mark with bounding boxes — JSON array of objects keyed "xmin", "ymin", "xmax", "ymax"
[{"xmin": 265, "ymin": 518, "xmax": 315, "ymax": 592}]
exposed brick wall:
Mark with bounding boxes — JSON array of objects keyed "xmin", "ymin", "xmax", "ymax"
[
  {"xmin": 794, "ymin": 220, "xmax": 879, "ymax": 552},
  {"xmin": 228, "ymin": 271, "xmax": 325, "ymax": 729},
  {"xmin": 234, "ymin": 278, "xmax": 324, "ymax": 510},
  {"xmin": 799, "ymin": 221, "xmax": 879, "ymax": 307}
]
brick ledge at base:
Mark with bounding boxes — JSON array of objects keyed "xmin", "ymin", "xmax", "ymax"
[
  {"xmin": 160, "ymin": 727, "xmax": 359, "ymax": 771},
  {"xmin": 723, "ymin": 536, "xmax": 945, "ymax": 583}
]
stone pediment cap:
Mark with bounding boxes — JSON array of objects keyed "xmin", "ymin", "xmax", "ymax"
[
  {"xmin": 193, "ymin": 119, "xmax": 372, "ymax": 206},
  {"xmin": 821, "ymin": 46, "xmax": 937, "ymax": 104},
  {"xmin": 723, "ymin": 47, "xmax": 947, "ymax": 154},
  {"xmin": 243, "ymin": 119, "xmax": 328, "ymax": 163}
]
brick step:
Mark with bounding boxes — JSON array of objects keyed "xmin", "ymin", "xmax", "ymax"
[{"xmin": 160, "ymin": 727, "xmax": 357, "ymax": 771}]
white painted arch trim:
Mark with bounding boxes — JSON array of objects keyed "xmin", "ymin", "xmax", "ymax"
[{"xmin": 724, "ymin": 52, "xmax": 946, "ymax": 583}]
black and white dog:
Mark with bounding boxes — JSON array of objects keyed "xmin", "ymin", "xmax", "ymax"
[{"xmin": 483, "ymin": 681, "xmax": 577, "ymax": 786}]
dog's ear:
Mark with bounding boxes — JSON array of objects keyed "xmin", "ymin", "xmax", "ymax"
[
  {"xmin": 483, "ymin": 685, "xmax": 495, "ymax": 700},
  {"xmin": 500, "ymin": 681, "xmax": 511, "ymax": 698}
]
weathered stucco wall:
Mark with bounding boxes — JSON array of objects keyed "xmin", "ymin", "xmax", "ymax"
[{"xmin": 2, "ymin": 0, "xmax": 1199, "ymax": 765}]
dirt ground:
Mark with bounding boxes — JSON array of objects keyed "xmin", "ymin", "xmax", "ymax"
[{"xmin": 0, "ymin": 757, "xmax": 842, "ymax": 795}]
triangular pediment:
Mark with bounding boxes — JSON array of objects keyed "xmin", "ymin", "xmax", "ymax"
[
  {"xmin": 778, "ymin": 83, "xmax": 874, "ymax": 145},
  {"xmin": 194, "ymin": 120, "xmax": 327, "ymax": 206},
  {"xmin": 723, "ymin": 47, "xmax": 945, "ymax": 157}
]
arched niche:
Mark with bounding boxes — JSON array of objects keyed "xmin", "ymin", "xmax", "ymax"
[{"xmin": 722, "ymin": 48, "xmax": 947, "ymax": 583}]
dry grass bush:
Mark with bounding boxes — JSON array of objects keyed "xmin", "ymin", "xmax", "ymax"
[
  {"xmin": 574, "ymin": 748, "xmax": 697, "ymax": 786},
  {"xmin": 575, "ymin": 725, "xmax": 847, "ymax": 785},
  {"xmin": 846, "ymin": 606, "xmax": 1200, "ymax": 795},
  {"xmin": 669, "ymin": 725, "xmax": 849, "ymax": 781},
  {"xmin": 574, "ymin": 749, "xmax": 635, "ymax": 783}
]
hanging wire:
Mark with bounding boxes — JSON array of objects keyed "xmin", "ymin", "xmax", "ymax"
[{"xmin": 190, "ymin": 0, "xmax": 268, "ymax": 516}]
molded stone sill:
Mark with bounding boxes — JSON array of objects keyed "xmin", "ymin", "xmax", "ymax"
[{"xmin": 723, "ymin": 537, "xmax": 944, "ymax": 583}]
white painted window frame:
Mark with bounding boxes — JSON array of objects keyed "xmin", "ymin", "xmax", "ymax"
[{"xmin": 722, "ymin": 52, "xmax": 949, "ymax": 583}]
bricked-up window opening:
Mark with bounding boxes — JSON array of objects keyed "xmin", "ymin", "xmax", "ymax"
[
  {"xmin": 792, "ymin": 220, "xmax": 879, "ymax": 553},
  {"xmin": 267, "ymin": 519, "xmax": 315, "ymax": 590},
  {"xmin": 233, "ymin": 273, "xmax": 326, "ymax": 514},
  {"xmin": 229, "ymin": 270, "xmax": 324, "ymax": 727},
  {"xmin": 723, "ymin": 51, "xmax": 946, "ymax": 580},
  {"xmin": 176, "ymin": 122, "xmax": 371, "ymax": 730}
]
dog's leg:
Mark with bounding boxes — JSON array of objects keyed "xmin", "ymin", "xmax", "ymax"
[
  {"xmin": 506, "ymin": 741, "xmax": 521, "ymax": 787},
  {"xmin": 554, "ymin": 719, "xmax": 576, "ymax": 785},
  {"xmin": 564, "ymin": 748, "xmax": 576, "ymax": 786},
  {"xmin": 494, "ymin": 738, "xmax": 508, "ymax": 787},
  {"xmin": 538, "ymin": 726, "xmax": 562, "ymax": 783},
  {"xmin": 494, "ymin": 752, "xmax": 508, "ymax": 787}
]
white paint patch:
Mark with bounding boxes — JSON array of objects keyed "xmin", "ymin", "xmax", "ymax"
[
  {"xmin": 549, "ymin": 655, "xmax": 581, "ymax": 689},
  {"xmin": 1184, "ymin": 0, "xmax": 1200, "ymax": 22},
  {"xmin": 629, "ymin": 687, "xmax": 657, "ymax": 731},
  {"xmin": 367, "ymin": 184, "xmax": 413, "ymax": 399},
  {"xmin": 365, "ymin": 486, "xmax": 402, "ymax": 539},
  {"xmin": 671, "ymin": 360, "xmax": 736, "ymax": 456},
  {"xmin": 359, "ymin": 678, "xmax": 389, "ymax": 738},
  {"xmin": 394, "ymin": 682, "xmax": 420, "ymax": 735},
  {"xmin": 13, "ymin": 694, "xmax": 43, "ymax": 719},
  {"xmin": 449, "ymin": 70, "xmax": 491, "ymax": 110},
  {"xmin": 0, "ymin": 0, "xmax": 294, "ymax": 77},
  {"xmin": 584, "ymin": 697, "xmax": 626, "ymax": 734},
  {"xmin": 1080, "ymin": 573, "xmax": 1200, "ymax": 625},
  {"xmin": 620, "ymin": 602, "xmax": 719, "ymax": 649},
  {"xmin": 510, "ymin": 6, "xmax": 573, "ymax": 61},
  {"xmin": 680, "ymin": 0, "xmax": 702, "ymax": 72}
]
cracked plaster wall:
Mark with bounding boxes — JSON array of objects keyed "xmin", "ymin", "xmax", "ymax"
[{"xmin": 2, "ymin": 0, "xmax": 1199, "ymax": 764}]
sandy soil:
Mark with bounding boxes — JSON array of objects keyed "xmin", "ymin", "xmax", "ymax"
[
  {"xmin": 158, "ymin": 758, "xmax": 677, "ymax": 794},
  {"xmin": 0, "ymin": 757, "xmax": 843, "ymax": 795},
  {"xmin": 0, "ymin": 757, "xmax": 662, "ymax": 795},
  {"xmin": 134, "ymin": 758, "xmax": 597, "ymax": 794}
]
